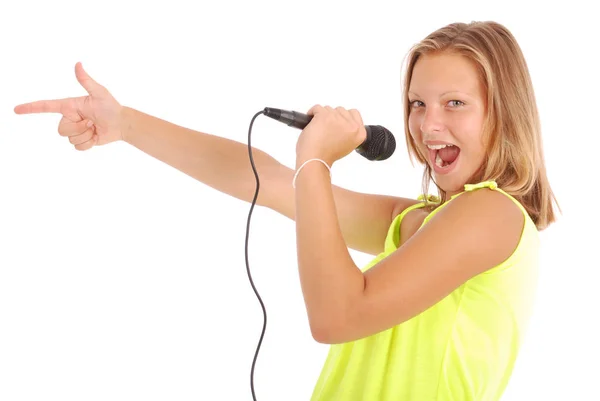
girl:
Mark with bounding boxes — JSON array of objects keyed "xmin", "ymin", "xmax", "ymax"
[{"xmin": 14, "ymin": 20, "xmax": 558, "ymax": 401}]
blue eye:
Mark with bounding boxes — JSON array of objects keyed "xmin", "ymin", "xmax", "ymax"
[
  {"xmin": 409, "ymin": 100, "xmax": 464, "ymax": 108},
  {"xmin": 448, "ymin": 100, "xmax": 465, "ymax": 107}
]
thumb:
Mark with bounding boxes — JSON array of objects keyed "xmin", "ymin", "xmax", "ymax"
[{"xmin": 75, "ymin": 62, "xmax": 103, "ymax": 96}]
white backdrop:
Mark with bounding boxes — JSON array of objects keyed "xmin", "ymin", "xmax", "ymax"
[{"xmin": 1, "ymin": 1, "xmax": 598, "ymax": 400}]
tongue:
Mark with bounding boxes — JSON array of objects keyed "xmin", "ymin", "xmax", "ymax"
[{"xmin": 439, "ymin": 146, "xmax": 459, "ymax": 164}]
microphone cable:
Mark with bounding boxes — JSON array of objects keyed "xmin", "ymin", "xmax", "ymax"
[
  {"xmin": 241, "ymin": 107, "xmax": 394, "ymax": 399},
  {"xmin": 244, "ymin": 109, "xmax": 268, "ymax": 401}
]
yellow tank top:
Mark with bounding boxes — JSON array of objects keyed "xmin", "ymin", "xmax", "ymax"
[{"xmin": 310, "ymin": 181, "xmax": 540, "ymax": 401}]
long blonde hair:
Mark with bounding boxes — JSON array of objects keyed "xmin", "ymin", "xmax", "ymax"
[{"xmin": 402, "ymin": 21, "xmax": 559, "ymax": 230}]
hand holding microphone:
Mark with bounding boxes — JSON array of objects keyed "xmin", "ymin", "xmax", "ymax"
[{"xmin": 263, "ymin": 105, "xmax": 395, "ymax": 164}]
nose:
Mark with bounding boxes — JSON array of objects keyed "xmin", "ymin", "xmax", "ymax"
[{"xmin": 420, "ymin": 106, "xmax": 445, "ymax": 135}]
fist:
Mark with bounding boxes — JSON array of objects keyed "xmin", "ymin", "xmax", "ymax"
[{"xmin": 296, "ymin": 105, "xmax": 366, "ymax": 167}]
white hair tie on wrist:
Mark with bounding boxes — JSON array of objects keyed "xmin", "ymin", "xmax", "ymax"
[{"xmin": 292, "ymin": 158, "xmax": 331, "ymax": 188}]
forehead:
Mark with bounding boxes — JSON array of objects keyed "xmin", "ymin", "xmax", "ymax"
[{"xmin": 409, "ymin": 52, "xmax": 483, "ymax": 97}]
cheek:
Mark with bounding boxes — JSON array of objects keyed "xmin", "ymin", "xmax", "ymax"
[
  {"xmin": 408, "ymin": 113, "xmax": 422, "ymax": 141},
  {"xmin": 452, "ymin": 115, "xmax": 484, "ymax": 147},
  {"xmin": 455, "ymin": 120, "xmax": 486, "ymax": 167}
]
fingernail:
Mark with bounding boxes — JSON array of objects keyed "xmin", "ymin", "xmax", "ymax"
[{"xmin": 87, "ymin": 120, "xmax": 94, "ymax": 127}]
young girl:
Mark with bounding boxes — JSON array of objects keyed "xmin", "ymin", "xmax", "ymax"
[{"xmin": 14, "ymin": 20, "xmax": 558, "ymax": 401}]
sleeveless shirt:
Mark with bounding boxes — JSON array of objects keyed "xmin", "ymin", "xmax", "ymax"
[{"xmin": 310, "ymin": 181, "xmax": 540, "ymax": 401}]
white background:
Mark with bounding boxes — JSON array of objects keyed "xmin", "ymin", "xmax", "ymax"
[{"xmin": 1, "ymin": 1, "xmax": 598, "ymax": 400}]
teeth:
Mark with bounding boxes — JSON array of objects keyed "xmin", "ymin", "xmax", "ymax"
[
  {"xmin": 435, "ymin": 152, "xmax": 443, "ymax": 168},
  {"xmin": 427, "ymin": 144, "xmax": 453, "ymax": 150}
]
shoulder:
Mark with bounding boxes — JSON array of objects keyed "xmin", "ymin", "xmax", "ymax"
[
  {"xmin": 422, "ymin": 188, "xmax": 525, "ymax": 271},
  {"xmin": 445, "ymin": 187, "xmax": 524, "ymax": 231}
]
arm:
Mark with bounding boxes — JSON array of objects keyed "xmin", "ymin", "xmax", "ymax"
[
  {"xmin": 294, "ymin": 164, "xmax": 524, "ymax": 344},
  {"xmin": 14, "ymin": 61, "xmax": 417, "ymax": 257},
  {"xmin": 121, "ymin": 106, "xmax": 418, "ymax": 255}
]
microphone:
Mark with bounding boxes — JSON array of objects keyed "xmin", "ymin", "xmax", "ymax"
[{"xmin": 263, "ymin": 107, "xmax": 396, "ymax": 161}]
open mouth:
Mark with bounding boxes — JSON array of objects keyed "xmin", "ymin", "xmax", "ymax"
[{"xmin": 427, "ymin": 144, "xmax": 460, "ymax": 173}]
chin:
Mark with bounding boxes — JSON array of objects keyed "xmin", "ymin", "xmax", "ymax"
[
  {"xmin": 429, "ymin": 160, "xmax": 469, "ymax": 196},
  {"xmin": 432, "ymin": 175, "xmax": 465, "ymax": 196}
]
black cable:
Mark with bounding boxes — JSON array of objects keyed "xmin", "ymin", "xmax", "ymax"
[{"xmin": 245, "ymin": 110, "xmax": 267, "ymax": 401}]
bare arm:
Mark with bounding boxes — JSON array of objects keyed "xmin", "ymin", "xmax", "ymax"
[
  {"xmin": 120, "ymin": 106, "xmax": 278, "ymax": 208},
  {"xmin": 14, "ymin": 63, "xmax": 419, "ymax": 256},
  {"xmin": 120, "ymin": 106, "xmax": 418, "ymax": 255}
]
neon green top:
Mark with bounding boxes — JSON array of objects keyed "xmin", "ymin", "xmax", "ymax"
[{"xmin": 310, "ymin": 181, "xmax": 540, "ymax": 401}]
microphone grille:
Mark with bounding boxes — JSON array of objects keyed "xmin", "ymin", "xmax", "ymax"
[{"xmin": 358, "ymin": 125, "xmax": 396, "ymax": 161}]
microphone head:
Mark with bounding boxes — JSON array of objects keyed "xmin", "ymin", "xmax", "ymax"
[{"xmin": 356, "ymin": 125, "xmax": 396, "ymax": 161}]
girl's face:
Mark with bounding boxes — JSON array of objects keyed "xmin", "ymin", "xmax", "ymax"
[{"xmin": 408, "ymin": 52, "xmax": 487, "ymax": 196}]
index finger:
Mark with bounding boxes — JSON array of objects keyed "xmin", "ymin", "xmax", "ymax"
[
  {"xmin": 306, "ymin": 104, "xmax": 324, "ymax": 116},
  {"xmin": 14, "ymin": 99, "xmax": 67, "ymax": 115},
  {"xmin": 348, "ymin": 108, "xmax": 364, "ymax": 126}
]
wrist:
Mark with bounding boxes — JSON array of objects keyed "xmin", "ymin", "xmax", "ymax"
[
  {"xmin": 295, "ymin": 153, "xmax": 333, "ymax": 170},
  {"xmin": 293, "ymin": 157, "xmax": 332, "ymax": 188},
  {"xmin": 119, "ymin": 106, "xmax": 134, "ymax": 144}
]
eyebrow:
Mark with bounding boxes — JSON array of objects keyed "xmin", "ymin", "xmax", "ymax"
[{"xmin": 408, "ymin": 90, "xmax": 475, "ymax": 98}]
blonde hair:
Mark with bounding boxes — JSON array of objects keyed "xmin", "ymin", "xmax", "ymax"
[{"xmin": 402, "ymin": 21, "xmax": 560, "ymax": 230}]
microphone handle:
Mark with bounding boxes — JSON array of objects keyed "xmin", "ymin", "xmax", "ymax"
[
  {"xmin": 263, "ymin": 106, "xmax": 374, "ymax": 151},
  {"xmin": 263, "ymin": 107, "xmax": 312, "ymax": 130}
]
